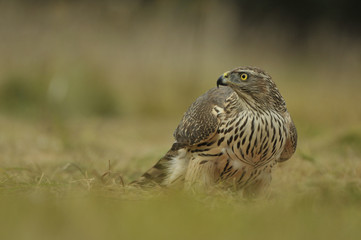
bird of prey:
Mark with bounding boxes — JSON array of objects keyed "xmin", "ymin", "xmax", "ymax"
[{"xmin": 133, "ymin": 67, "xmax": 297, "ymax": 195}]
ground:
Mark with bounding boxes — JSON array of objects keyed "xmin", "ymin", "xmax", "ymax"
[{"xmin": 0, "ymin": 99, "xmax": 361, "ymax": 240}]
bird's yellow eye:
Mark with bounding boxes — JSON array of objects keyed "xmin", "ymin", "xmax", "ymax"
[{"xmin": 240, "ymin": 73, "xmax": 248, "ymax": 81}]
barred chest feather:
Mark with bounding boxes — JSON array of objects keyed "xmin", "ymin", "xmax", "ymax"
[
  {"xmin": 218, "ymin": 109, "xmax": 288, "ymax": 166},
  {"xmin": 187, "ymin": 107, "xmax": 289, "ymax": 188}
]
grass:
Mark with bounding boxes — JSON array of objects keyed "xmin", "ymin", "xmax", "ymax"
[
  {"xmin": 1, "ymin": 2, "xmax": 361, "ymax": 240},
  {"xmin": 0, "ymin": 113, "xmax": 361, "ymax": 240}
]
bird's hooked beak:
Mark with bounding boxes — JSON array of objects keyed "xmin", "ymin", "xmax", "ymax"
[{"xmin": 217, "ymin": 72, "xmax": 229, "ymax": 88}]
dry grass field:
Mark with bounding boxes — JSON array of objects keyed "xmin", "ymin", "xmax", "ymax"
[{"xmin": 1, "ymin": 2, "xmax": 361, "ymax": 240}]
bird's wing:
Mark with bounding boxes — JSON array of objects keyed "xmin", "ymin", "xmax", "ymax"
[
  {"xmin": 279, "ymin": 114, "xmax": 297, "ymax": 162},
  {"xmin": 173, "ymin": 87, "xmax": 235, "ymax": 147},
  {"xmin": 131, "ymin": 87, "xmax": 235, "ymax": 187}
]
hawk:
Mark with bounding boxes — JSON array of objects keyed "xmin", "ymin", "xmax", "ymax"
[{"xmin": 133, "ymin": 67, "xmax": 297, "ymax": 195}]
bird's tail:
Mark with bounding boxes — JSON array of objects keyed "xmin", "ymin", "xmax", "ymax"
[{"xmin": 130, "ymin": 147, "xmax": 179, "ymax": 187}]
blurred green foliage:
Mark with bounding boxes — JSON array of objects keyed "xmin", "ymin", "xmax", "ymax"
[
  {"xmin": 336, "ymin": 131, "xmax": 361, "ymax": 153},
  {"xmin": 0, "ymin": 70, "xmax": 120, "ymax": 118},
  {"xmin": 0, "ymin": 75, "xmax": 48, "ymax": 115}
]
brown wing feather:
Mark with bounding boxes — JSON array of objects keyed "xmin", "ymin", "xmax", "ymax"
[
  {"xmin": 279, "ymin": 115, "xmax": 297, "ymax": 162},
  {"xmin": 131, "ymin": 87, "xmax": 235, "ymax": 187},
  {"xmin": 173, "ymin": 87, "xmax": 234, "ymax": 146}
]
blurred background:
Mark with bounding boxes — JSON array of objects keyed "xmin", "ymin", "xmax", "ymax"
[
  {"xmin": 1, "ymin": 1, "xmax": 361, "ymax": 240},
  {"xmin": 0, "ymin": 0, "xmax": 361, "ymax": 176},
  {"xmin": 1, "ymin": 0, "xmax": 360, "ymax": 118},
  {"xmin": 1, "ymin": 0, "xmax": 361, "ymax": 181},
  {"xmin": 1, "ymin": 0, "xmax": 360, "ymax": 169}
]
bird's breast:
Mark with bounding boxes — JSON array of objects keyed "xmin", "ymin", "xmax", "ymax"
[
  {"xmin": 186, "ymin": 110, "xmax": 288, "ymax": 187},
  {"xmin": 216, "ymin": 110, "xmax": 288, "ymax": 168}
]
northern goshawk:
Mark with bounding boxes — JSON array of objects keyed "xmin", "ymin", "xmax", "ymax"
[{"xmin": 133, "ymin": 67, "xmax": 297, "ymax": 195}]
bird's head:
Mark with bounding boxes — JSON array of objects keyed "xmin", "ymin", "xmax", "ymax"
[{"xmin": 217, "ymin": 67, "xmax": 286, "ymax": 112}]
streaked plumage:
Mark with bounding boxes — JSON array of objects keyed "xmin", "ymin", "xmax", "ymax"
[{"xmin": 132, "ymin": 67, "xmax": 297, "ymax": 195}]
